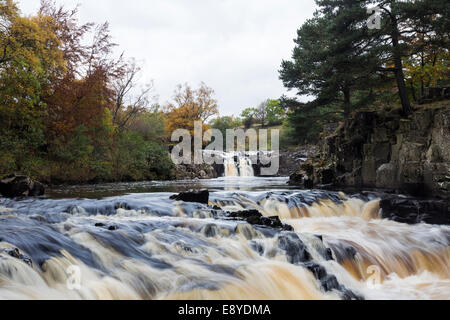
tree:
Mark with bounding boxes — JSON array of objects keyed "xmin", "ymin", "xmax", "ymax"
[
  {"xmin": 165, "ymin": 82, "xmax": 219, "ymax": 135},
  {"xmin": 266, "ymin": 99, "xmax": 286, "ymax": 125},
  {"xmin": 0, "ymin": 0, "xmax": 65, "ymax": 129},
  {"xmin": 256, "ymin": 101, "xmax": 268, "ymax": 127},
  {"xmin": 356, "ymin": 0, "xmax": 447, "ymax": 115},
  {"xmin": 112, "ymin": 58, "xmax": 154, "ymax": 129},
  {"xmin": 210, "ymin": 116, "xmax": 241, "ymax": 148},
  {"xmin": 281, "ymin": 2, "xmax": 382, "ymax": 116},
  {"xmin": 128, "ymin": 106, "xmax": 167, "ymax": 143},
  {"xmin": 240, "ymin": 107, "xmax": 257, "ymax": 129}
]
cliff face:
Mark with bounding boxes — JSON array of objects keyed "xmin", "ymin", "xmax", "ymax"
[{"xmin": 290, "ymin": 104, "xmax": 450, "ymax": 199}]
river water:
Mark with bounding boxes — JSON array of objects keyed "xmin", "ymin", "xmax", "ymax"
[{"xmin": 0, "ymin": 177, "xmax": 448, "ymax": 300}]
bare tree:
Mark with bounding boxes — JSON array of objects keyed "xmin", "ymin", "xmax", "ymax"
[
  {"xmin": 256, "ymin": 100, "xmax": 268, "ymax": 127},
  {"xmin": 112, "ymin": 59, "xmax": 154, "ymax": 129}
]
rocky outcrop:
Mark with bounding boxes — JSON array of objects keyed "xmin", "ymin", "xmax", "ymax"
[
  {"xmin": 174, "ymin": 163, "xmax": 218, "ymax": 180},
  {"xmin": 278, "ymin": 145, "xmax": 320, "ymax": 176},
  {"xmin": 226, "ymin": 209, "xmax": 294, "ymax": 231},
  {"xmin": 380, "ymin": 197, "xmax": 450, "ymax": 225},
  {"xmin": 290, "ymin": 103, "xmax": 450, "ymax": 198},
  {"xmin": 0, "ymin": 174, "xmax": 45, "ymax": 198},
  {"xmin": 170, "ymin": 190, "xmax": 210, "ymax": 204}
]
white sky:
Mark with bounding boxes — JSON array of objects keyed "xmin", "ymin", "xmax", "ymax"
[{"xmin": 19, "ymin": 0, "xmax": 316, "ymax": 116}]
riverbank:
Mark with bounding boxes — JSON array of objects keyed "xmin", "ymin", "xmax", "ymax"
[{"xmin": 289, "ymin": 101, "xmax": 450, "ymax": 199}]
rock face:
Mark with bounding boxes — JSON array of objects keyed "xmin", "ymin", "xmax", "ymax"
[
  {"xmin": 0, "ymin": 174, "xmax": 45, "ymax": 198},
  {"xmin": 380, "ymin": 197, "xmax": 450, "ymax": 225},
  {"xmin": 290, "ymin": 104, "xmax": 450, "ymax": 198},
  {"xmin": 278, "ymin": 146, "xmax": 320, "ymax": 176}
]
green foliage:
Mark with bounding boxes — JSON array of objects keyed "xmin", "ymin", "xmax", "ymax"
[
  {"xmin": 129, "ymin": 108, "xmax": 167, "ymax": 143},
  {"xmin": 279, "ymin": 0, "xmax": 449, "ymax": 145},
  {"xmin": 266, "ymin": 99, "xmax": 286, "ymax": 126},
  {"xmin": 210, "ymin": 116, "xmax": 242, "ymax": 148},
  {"xmin": 279, "ymin": 97, "xmax": 344, "ymax": 146},
  {"xmin": 240, "ymin": 107, "xmax": 258, "ymax": 128}
]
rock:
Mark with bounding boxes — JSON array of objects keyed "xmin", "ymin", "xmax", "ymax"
[
  {"xmin": 289, "ymin": 105, "xmax": 450, "ymax": 198},
  {"xmin": 1, "ymin": 248, "xmax": 33, "ymax": 267},
  {"xmin": 227, "ymin": 210, "xmax": 293, "ymax": 231},
  {"xmin": 302, "ymin": 261, "xmax": 363, "ymax": 300},
  {"xmin": 0, "ymin": 174, "xmax": 45, "ymax": 198},
  {"xmin": 201, "ymin": 224, "xmax": 219, "ymax": 237},
  {"xmin": 380, "ymin": 197, "xmax": 450, "ymax": 225},
  {"xmin": 289, "ymin": 169, "xmax": 314, "ymax": 188},
  {"xmin": 115, "ymin": 202, "xmax": 131, "ymax": 210},
  {"xmin": 170, "ymin": 190, "xmax": 209, "ymax": 204},
  {"xmin": 175, "ymin": 163, "xmax": 218, "ymax": 180},
  {"xmin": 376, "ymin": 163, "xmax": 398, "ymax": 189},
  {"xmin": 277, "ymin": 232, "xmax": 311, "ymax": 264}
]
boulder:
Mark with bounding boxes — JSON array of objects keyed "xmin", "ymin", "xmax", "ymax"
[
  {"xmin": 380, "ymin": 197, "xmax": 450, "ymax": 225},
  {"xmin": 170, "ymin": 190, "xmax": 209, "ymax": 204},
  {"xmin": 289, "ymin": 169, "xmax": 313, "ymax": 188},
  {"xmin": 277, "ymin": 232, "xmax": 312, "ymax": 264},
  {"xmin": 0, "ymin": 174, "xmax": 45, "ymax": 198},
  {"xmin": 227, "ymin": 210, "xmax": 293, "ymax": 231}
]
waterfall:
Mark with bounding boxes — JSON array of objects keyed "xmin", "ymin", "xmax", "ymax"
[
  {"xmin": 239, "ymin": 156, "xmax": 254, "ymax": 177},
  {"xmin": 1, "ymin": 189, "xmax": 449, "ymax": 300},
  {"xmin": 224, "ymin": 154, "xmax": 239, "ymax": 177},
  {"xmin": 223, "ymin": 152, "xmax": 254, "ymax": 177}
]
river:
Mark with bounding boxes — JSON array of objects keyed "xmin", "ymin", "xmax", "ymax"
[{"xmin": 0, "ymin": 177, "xmax": 449, "ymax": 300}]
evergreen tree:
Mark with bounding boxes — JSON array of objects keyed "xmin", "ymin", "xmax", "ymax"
[{"xmin": 280, "ymin": 1, "xmax": 381, "ymax": 116}]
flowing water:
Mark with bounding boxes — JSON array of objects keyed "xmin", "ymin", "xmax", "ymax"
[
  {"xmin": 206, "ymin": 151, "xmax": 256, "ymax": 177},
  {"xmin": 0, "ymin": 177, "xmax": 449, "ymax": 300}
]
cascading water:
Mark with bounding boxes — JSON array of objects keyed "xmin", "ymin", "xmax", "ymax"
[
  {"xmin": 207, "ymin": 151, "xmax": 255, "ymax": 177},
  {"xmin": 238, "ymin": 156, "xmax": 254, "ymax": 177},
  {"xmin": 0, "ymin": 178, "xmax": 448, "ymax": 300}
]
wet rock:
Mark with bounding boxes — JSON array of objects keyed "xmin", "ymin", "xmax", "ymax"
[
  {"xmin": 277, "ymin": 232, "xmax": 311, "ymax": 264},
  {"xmin": 250, "ymin": 241, "xmax": 265, "ymax": 256},
  {"xmin": 201, "ymin": 224, "xmax": 219, "ymax": 237},
  {"xmin": 303, "ymin": 261, "xmax": 363, "ymax": 300},
  {"xmin": 227, "ymin": 210, "xmax": 293, "ymax": 231},
  {"xmin": 0, "ymin": 174, "xmax": 45, "ymax": 198},
  {"xmin": 115, "ymin": 202, "xmax": 131, "ymax": 210},
  {"xmin": 170, "ymin": 190, "xmax": 209, "ymax": 204},
  {"xmin": 380, "ymin": 197, "xmax": 450, "ymax": 225},
  {"xmin": 289, "ymin": 169, "xmax": 314, "ymax": 188},
  {"xmin": 1, "ymin": 248, "xmax": 33, "ymax": 267}
]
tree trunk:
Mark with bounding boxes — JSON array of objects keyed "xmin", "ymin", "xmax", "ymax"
[
  {"xmin": 391, "ymin": 17, "xmax": 413, "ymax": 116},
  {"xmin": 343, "ymin": 87, "xmax": 352, "ymax": 116}
]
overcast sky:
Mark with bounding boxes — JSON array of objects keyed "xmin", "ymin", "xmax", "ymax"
[{"xmin": 19, "ymin": 0, "xmax": 316, "ymax": 116}]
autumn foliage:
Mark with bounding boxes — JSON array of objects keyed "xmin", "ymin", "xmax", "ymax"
[{"xmin": 0, "ymin": 0, "xmax": 174, "ymax": 182}]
